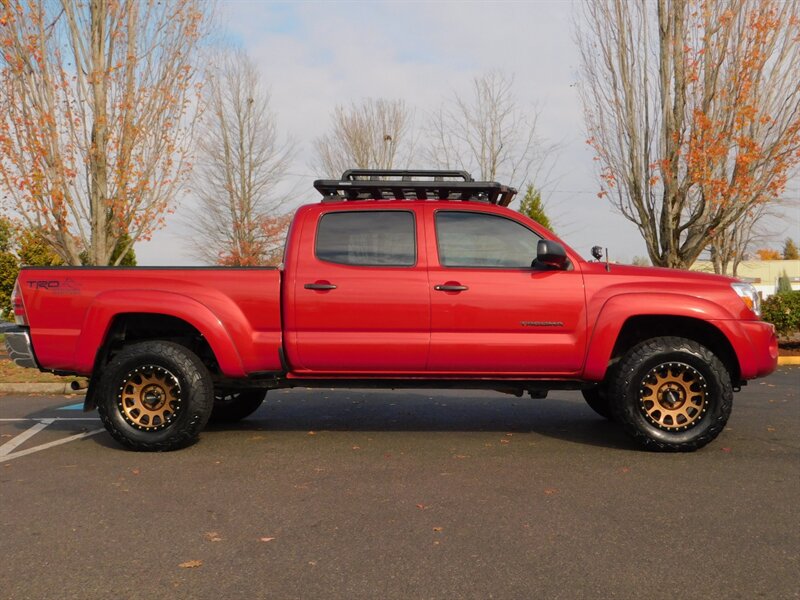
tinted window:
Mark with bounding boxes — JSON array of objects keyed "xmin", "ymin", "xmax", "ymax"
[
  {"xmin": 316, "ymin": 211, "xmax": 416, "ymax": 266},
  {"xmin": 436, "ymin": 211, "xmax": 541, "ymax": 268}
]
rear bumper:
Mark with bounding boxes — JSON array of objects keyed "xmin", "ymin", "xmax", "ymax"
[{"xmin": 3, "ymin": 327, "xmax": 39, "ymax": 369}]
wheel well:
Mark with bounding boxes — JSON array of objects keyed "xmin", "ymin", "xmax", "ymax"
[
  {"xmin": 610, "ymin": 316, "xmax": 740, "ymax": 382},
  {"xmin": 96, "ymin": 313, "xmax": 219, "ymax": 374}
]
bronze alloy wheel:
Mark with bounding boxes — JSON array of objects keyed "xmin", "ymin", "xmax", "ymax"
[
  {"xmin": 638, "ymin": 361, "xmax": 708, "ymax": 431},
  {"xmin": 117, "ymin": 365, "xmax": 182, "ymax": 431}
]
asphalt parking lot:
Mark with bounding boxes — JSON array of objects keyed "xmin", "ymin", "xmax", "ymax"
[{"xmin": 1, "ymin": 367, "xmax": 798, "ymax": 600}]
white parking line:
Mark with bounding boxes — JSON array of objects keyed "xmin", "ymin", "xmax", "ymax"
[
  {"xmin": 0, "ymin": 419, "xmax": 55, "ymax": 456},
  {"xmin": 1, "ymin": 429, "xmax": 105, "ymax": 461},
  {"xmin": 0, "ymin": 418, "xmax": 105, "ymax": 461},
  {"xmin": 0, "ymin": 418, "xmax": 100, "ymax": 421}
]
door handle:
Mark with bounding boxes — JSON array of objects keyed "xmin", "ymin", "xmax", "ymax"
[
  {"xmin": 434, "ymin": 284, "xmax": 469, "ymax": 292},
  {"xmin": 304, "ymin": 282, "xmax": 337, "ymax": 291}
]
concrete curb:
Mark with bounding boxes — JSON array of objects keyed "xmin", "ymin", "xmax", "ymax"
[
  {"xmin": 777, "ymin": 356, "xmax": 800, "ymax": 366},
  {"xmin": 0, "ymin": 383, "xmax": 86, "ymax": 395}
]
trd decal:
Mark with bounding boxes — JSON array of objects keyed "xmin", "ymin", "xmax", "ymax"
[{"xmin": 27, "ymin": 278, "xmax": 80, "ymax": 294}]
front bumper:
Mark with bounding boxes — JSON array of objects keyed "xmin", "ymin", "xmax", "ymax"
[
  {"xmin": 738, "ymin": 320, "xmax": 779, "ymax": 379},
  {"xmin": 3, "ymin": 327, "xmax": 39, "ymax": 369},
  {"xmin": 711, "ymin": 319, "xmax": 778, "ymax": 380}
]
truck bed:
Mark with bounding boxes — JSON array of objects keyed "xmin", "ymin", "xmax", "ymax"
[{"xmin": 16, "ymin": 267, "xmax": 283, "ymax": 377}]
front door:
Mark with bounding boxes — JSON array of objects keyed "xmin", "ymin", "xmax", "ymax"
[{"xmin": 425, "ymin": 208, "xmax": 586, "ymax": 374}]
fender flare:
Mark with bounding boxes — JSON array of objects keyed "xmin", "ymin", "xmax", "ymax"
[
  {"xmin": 75, "ymin": 289, "xmax": 246, "ymax": 377},
  {"xmin": 583, "ymin": 292, "xmax": 735, "ymax": 381}
]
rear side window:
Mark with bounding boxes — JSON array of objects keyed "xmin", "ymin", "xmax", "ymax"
[
  {"xmin": 436, "ymin": 211, "xmax": 541, "ymax": 268},
  {"xmin": 316, "ymin": 211, "xmax": 416, "ymax": 266}
]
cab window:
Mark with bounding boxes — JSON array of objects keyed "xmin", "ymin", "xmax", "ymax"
[
  {"xmin": 316, "ymin": 211, "xmax": 416, "ymax": 266},
  {"xmin": 435, "ymin": 211, "xmax": 541, "ymax": 268}
]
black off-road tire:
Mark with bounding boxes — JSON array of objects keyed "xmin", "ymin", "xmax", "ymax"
[
  {"xmin": 209, "ymin": 389, "xmax": 266, "ymax": 423},
  {"xmin": 582, "ymin": 387, "xmax": 614, "ymax": 420},
  {"xmin": 96, "ymin": 341, "xmax": 213, "ymax": 451},
  {"xmin": 610, "ymin": 336, "xmax": 732, "ymax": 452}
]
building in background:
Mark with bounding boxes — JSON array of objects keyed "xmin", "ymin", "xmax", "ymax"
[{"xmin": 691, "ymin": 260, "xmax": 800, "ymax": 299}]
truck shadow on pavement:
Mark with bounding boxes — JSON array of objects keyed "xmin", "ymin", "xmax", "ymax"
[
  {"xmin": 204, "ymin": 390, "xmax": 638, "ymax": 451},
  {"xmin": 14, "ymin": 391, "xmax": 637, "ymax": 451}
]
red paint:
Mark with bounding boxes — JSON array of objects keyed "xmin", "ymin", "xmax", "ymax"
[{"xmin": 15, "ymin": 200, "xmax": 777, "ymax": 385}]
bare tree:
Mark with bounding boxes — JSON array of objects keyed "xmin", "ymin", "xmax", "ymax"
[
  {"xmin": 313, "ymin": 99, "xmax": 414, "ymax": 177},
  {"xmin": 188, "ymin": 50, "xmax": 294, "ymax": 266},
  {"xmin": 577, "ymin": 0, "xmax": 800, "ymax": 270},
  {"xmin": 709, "ymin": 204, "xmax": 773, "ymax": 276},
  {"xmin": 425, "ymin": 71, "xmax": 553, "ymax": 205},
  {"xmin": 0, "ymin": 0, "xmax": 209, "ymax": 265}
]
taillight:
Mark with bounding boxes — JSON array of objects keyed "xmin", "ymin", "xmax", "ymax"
[{"xmin": 11, "ymin": 281, "xmax": 27, "ymax": 325}]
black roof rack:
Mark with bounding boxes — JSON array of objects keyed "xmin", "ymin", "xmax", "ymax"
[{"xmin": 313, "ymin": 169, "xmax": 517, "ymax": 206}]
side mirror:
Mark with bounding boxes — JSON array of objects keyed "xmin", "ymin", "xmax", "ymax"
[{"xmin": 535, "ymin": 240, "xmax": 568, "ymax": 270}]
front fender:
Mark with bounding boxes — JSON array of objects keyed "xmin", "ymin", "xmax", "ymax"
[
  {"xmin": 75, "ymin": 290, "xmax": 246, "ymax": 377},
  {"xmin": 583, "ymin": 293, "xmax": 736, "ymax": 381}
]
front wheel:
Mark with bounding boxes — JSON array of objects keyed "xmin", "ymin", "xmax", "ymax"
[
  {"xmin": 96, "ymin": 341, "xmax": 213, "ymax": 451},
  {"xmin": 610, "ymin": 337, "xmax": 732, "ymax": 452}
]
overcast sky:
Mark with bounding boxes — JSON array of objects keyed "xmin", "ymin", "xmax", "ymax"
[{"xmin": 134, "ymin": 0, "xmax": 799, "ymax": 266}]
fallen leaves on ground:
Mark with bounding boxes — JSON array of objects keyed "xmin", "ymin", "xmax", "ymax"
[
  {"xmin": 204, "ymin": 532, "xmax": 222, "ymax": 542},
  {"xmin": 259, "ymin": 537, "xmax": 275, "ymax": 543},
  {"xmin": 432, "ymin": 527, "xmax": 444, "ymax": 532},
  {"xmin": 544, "ymin": 488, "xmax": 559, "ymax": 496},
  {"xmin": 178, "ymin": 560, "xmax": 203, "ymax": 569}
]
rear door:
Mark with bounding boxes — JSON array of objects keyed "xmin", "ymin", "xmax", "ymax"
[
  {"xmin": 424, "ymin": 206, "xmax": 587, "ymax": 374},
  {"xmin": 288, "ymin": 205, "xmax": 430, "ymax": 373}
]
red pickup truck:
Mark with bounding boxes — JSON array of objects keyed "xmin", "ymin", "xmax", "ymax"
[{"xmin": 5, "ymin": 170, "xmax": 777, "ymax": 452}]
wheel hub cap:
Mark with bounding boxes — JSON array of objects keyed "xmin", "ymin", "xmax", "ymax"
[
  {"xmin": 117, "ymin": 366, "xmax": 182, "ymax": 431},
  {"xmin": 639, "ymin": 362, "xmax": 708, "ymax": 430}
]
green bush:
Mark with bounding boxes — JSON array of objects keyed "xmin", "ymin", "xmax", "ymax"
[
  {"xmin": 776, "ymin": 271, "xmax": 793, "ymax": 294},
  {"xmin": 0, "ymin": 251, "xmax": 19, "ymax": 321},
  {"xmin": 762, "ymin": 291, "xmax": 800, "ymax": 337}
]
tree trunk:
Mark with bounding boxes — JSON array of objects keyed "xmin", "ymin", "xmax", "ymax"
[{"xmin": 89, "ymin": 0, "xmax": 110, "ymax": 266}]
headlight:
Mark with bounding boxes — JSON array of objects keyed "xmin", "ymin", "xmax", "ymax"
[{"xmin": 731, "ymin": 282, "xmax": 761, "ymax": 317}]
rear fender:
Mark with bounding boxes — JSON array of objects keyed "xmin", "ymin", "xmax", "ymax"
[{"xmin": 76, "ymin": 290, "xmax": 246, "ymax": 377}]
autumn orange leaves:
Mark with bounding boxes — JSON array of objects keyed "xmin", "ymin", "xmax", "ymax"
[
  {"xmin": 0, "ymin": 0, "xmax": 208, "ymax": 265},
  {"xmin": 578, "ymin": 0, "xmax": 800, "ymax": 271}
]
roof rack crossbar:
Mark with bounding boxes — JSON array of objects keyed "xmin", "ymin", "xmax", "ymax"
[
  {"xmin": 314, "ymin": 169, "xmax": 517, "ymax": 206},
  {"xmin": 342, "ymin": 169, "xmax": 473, "ymax": 182}
]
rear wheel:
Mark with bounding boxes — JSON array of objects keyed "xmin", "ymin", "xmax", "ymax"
[
  {"xmin": 610, "ymin": 336, "xmax": 732, "ymax": 452},
  {"xmin": 96, "ymin": 341, "xmax": 213, "ymax": 451},
  {"xmin": 209, "ymin": 389, "xmax": 266, "ymax": 423}
]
